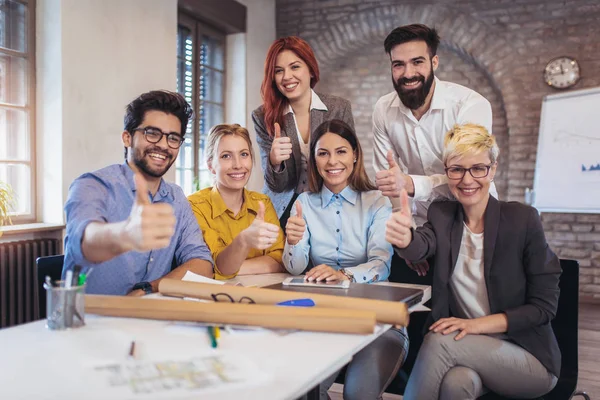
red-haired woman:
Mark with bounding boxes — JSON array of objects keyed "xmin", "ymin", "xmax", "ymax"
[{"xmin": 252, "ymin": 36, "xmax": 354, "ymax": 229}]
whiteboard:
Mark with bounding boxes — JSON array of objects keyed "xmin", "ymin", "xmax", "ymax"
[{"xmin": 533, "ymin": 86, "xmax": 600, "ymax": 213}]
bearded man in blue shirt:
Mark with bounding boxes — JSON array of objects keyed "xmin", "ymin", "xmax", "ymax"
[{"xmin": 63, "ymin": 90, "xmax": 213, "ymax": 296}]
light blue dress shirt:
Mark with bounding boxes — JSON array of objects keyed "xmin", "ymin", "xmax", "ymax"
[
  {"xmin": 283, "ymin": 185, "xmax": 393, "ymax": 283},
  {"xmin": 63, "ymin": 163, "xmax": 213, "ymax": 295}
]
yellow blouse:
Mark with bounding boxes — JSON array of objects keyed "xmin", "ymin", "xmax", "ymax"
[{"xmin": 188, "ymin": 187, "xmax": 284, "ymax": 280}]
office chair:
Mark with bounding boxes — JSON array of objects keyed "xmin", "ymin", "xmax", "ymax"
[
  {"xmin": 35, "ymin": 255, "xmax": 65, "ymax": 320},
  {"xmin": 480, "ymin": 259, "xmax": 590, "ymax": 400}
]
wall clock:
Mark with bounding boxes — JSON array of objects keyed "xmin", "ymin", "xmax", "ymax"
[{"xmin": 543, "ymin": 56, "xmax": 580, "ymax": 89}]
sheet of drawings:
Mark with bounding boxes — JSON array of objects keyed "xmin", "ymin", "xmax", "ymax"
[{"xmin": 93, "ymin": 353, "xmax": 268, "ymax": 398}]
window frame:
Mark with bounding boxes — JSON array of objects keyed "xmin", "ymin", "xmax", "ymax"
[
  {"xmin": 176, "ymin": 11, "xmax": 226, "ymax": 195},
  {"xmin": 0, "ymin": 0, "xmax": 36, "ymax": 223}
]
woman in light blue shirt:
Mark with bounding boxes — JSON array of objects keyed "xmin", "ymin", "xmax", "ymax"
[{"xmin": 284, "ymin": 119, "xmax": 408, "ymax": 400}]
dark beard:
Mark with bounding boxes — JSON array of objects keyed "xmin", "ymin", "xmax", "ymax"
[
  {"xmin": 132, "ymin": 146, "xmax": 174, "ymax": 178},
  {"xmin": 393, "ymin": 69, "xmax": 435, "ymax": 110}
]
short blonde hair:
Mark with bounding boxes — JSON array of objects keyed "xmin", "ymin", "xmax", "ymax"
[
  {"xmin": 443, "ymin": 123, "xmax": 499, "ymax": 165},
  {"xmin": 205, "ymin": 124, "xmax": 255, "ymax": 164}
]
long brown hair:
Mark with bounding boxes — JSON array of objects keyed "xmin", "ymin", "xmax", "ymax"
[
  {"xmin": 260, "ymin": 36, "xmax": 320, "ymax": 137},
  {"xmin": 308, "ymin": 120, "xmax": 376, "ymax": 193}
]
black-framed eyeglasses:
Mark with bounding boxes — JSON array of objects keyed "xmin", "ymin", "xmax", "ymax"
[
  {"xmin": 211, "ymin": 292, "xmax": 256, "ymax": 304},
  {"xmin": 445, "ymin": 164, "xmax": 493, "ymax": 180},
  {"xmin": 133, "ymin": 127, "xmax": 184, "ymax": 149}
]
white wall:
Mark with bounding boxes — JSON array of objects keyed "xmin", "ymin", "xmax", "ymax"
[
  {"xmin": 35, "ymin": 0, "xmax": 275, "ymax": 224},
  {"xmin": 36, "ymin": 0, "xmax": 63, "ymax": 224},
  {"xmin": 225, "ymin": 33, "xmax": 246, "ymax": 126},
  {"xmin": 36, "ymin": 0, "xmax": 178, "ymax": 223},
  {"xmin": 235, "ymin": 0, "xmax": 276, "ymax": 192}
]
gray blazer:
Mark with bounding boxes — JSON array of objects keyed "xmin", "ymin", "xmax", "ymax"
[
  {"xmin": 252, "ymin": 93, "xmax": 354, "ymax": 217},
  {"xmin": 397, "ymin": 196, "xmax": 561, "ymax": 377}
]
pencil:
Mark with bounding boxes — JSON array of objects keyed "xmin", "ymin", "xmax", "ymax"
[{"xmin": 129, "ymin": 340, "xmax": 136, "ymax": 359}]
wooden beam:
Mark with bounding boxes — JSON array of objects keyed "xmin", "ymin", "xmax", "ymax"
[{"xmin": 178, "ymin": 0, "xmax": 246, "ymax": 34}]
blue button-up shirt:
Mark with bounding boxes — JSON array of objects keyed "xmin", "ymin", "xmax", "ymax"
[
  {"xmin": 63, "ymin": 163, "xmax": 213, "ymax": 295},
  {"xmin": 283, "ymin": 185, "xmax": 393, "ymax": 283}
]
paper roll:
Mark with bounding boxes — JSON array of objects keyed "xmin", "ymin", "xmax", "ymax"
[
  {"xmin": 85, "ymin": 295, "xmax": 376, "ymax": 334},
  {"xmin": 158, "ymin": 279, "xmax": 409, "ymax": 326}
]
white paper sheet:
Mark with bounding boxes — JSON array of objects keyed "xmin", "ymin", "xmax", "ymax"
[{"xmin": 182, "ymin": 271, "xmax": 225, "ymax": 285}]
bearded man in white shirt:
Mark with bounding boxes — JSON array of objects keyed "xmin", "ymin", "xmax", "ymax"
[{"xmin": 374, "ymin": 24, "xmax": 497, "ymax": 228}]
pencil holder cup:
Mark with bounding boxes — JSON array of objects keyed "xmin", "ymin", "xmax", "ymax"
[{"xmin": 44, "ymin": 281, "xmax": 86, "ymax": 330}]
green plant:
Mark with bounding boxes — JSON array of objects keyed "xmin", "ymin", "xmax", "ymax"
[{"xmin": 0, "ymin": 180, "xmax": 15, "ymax": 228}]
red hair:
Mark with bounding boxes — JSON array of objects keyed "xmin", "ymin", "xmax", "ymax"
[{"xmin": 260, "ymin": 36, "xmax": 320, "ymax": 137}]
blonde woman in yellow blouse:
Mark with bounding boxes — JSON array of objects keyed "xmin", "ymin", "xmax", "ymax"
[{"xmin": 188, "ymin": 124, "xmax": 285, "ymax": 280}]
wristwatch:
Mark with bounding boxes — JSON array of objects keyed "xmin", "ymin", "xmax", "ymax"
[
  {"xmin": 340, "ymin": 268, "xmax": 355, "ymax": 283},
  {"xmin": 132, "ymin": 281, "xmax": 153, "ymax": 295}
]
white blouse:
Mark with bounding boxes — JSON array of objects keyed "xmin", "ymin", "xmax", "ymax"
[
  {"xmin": 450, "ymin": 223, "xmax": 491, "ymax": 319},
  {"xmin": 285, "ymin": 90, "xmax": 328, "ymax": 193}
]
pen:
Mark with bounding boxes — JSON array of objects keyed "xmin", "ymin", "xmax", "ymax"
[
  {"xmin": 214, "ymin": 326, "xmax": 220, "ymax": 339},
  {"xmin": 44, "ymin": 275, "xmax": 55, "ymax": 288},
  {"xmin": 72, "ymin": 265, "xmax": 82, "ymax": 287},
  {"xmin": 207, "ymin": 326, "xmax": 218, "ymax": 348},
  {"xmin": 64, "ymin": 270, "xmax": 73, "ymax": 289},
  {"xmin": 277, "ymin": 298, "xmax": 315, "ymax": 307},
  {"xmin": 78, "ymin": 267, "xmax": 93, "ymax": 286},
  {"xmin": 63, "ymin": 269, "xmax": 74, "ymax": 327},
  {"xmin": 128, "ymin": 340, "xmax": 136, "ymax": 359}
]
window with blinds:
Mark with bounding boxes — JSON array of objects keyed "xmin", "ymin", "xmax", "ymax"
[
  {"xmin": 0, "ymin": 0, "xmax": 35, "ymax": 221},
  {"xmin": 176, "ymin": 13, "xmax": 225, "ymax": 195}
]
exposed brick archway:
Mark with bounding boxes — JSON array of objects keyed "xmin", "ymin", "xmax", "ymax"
[
  {"xmin": 276, "ymin": 0, "xmax": 600, "ymax": 310},
  {"xmin": 308, "ymin": 4, "xmax": 515, "ymax": 199}
]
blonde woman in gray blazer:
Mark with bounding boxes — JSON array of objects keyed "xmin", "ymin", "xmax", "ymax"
[
  {"xmin": 388, "ymin": 124, "xmax": 560, "ymax": 400},
  {"xmin": 252, "ymin": 36, "xmax": 354, "ymax": 228}
]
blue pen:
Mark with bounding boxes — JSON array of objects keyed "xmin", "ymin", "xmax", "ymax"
[{"xmin": 277, "ymin": 298, "xmax": 315, "ymax": 307}]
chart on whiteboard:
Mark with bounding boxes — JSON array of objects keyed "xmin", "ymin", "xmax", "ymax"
[
  {"xmin": 554, "ymin": 129, "xmax": 600, "ymax": 173},
  {"xmin": 534, "ymin": 88, "xmax": 600, "ymax": 213}
]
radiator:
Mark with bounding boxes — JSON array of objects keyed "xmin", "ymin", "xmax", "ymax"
[{"xmin": 0, "ymin": 239, "xmax": 61, "ymax": 329}]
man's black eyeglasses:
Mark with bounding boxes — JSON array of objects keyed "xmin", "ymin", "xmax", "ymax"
[
  {"xmin": 211, "ymin": 292, "xmax": 256, "ymax": 304},
  {"xmin": 445, "ymin": 164, "xmax": 493, "ymax": 180},
  {"xmin": 133, "ymin": 127, "xmax": 184, "ymax": 149}
]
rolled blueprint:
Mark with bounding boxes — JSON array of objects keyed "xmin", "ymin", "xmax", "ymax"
[
  {"xmin": 158, "ymin": 279, "xmax": 409, "ymax": 326},
  {"xmin": 85, "ymin": 295, "xmax": 377, "ymax": 334}
]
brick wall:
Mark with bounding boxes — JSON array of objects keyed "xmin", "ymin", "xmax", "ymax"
[{"xmin": 275, "ymin": 0, "xmax": 600, "ymax": 301}]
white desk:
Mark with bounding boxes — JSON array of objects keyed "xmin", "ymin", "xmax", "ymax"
[{"xmin": 0, "ymin": 274, "xmax": 429, "ymax": 400}]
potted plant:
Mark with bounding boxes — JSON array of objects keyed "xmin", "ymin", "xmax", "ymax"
[{"xmin": 0, "ymin": 180, "xmax": 15, "ymax": 237}]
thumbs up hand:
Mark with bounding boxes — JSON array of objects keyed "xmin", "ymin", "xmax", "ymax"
[
  {"xmin": 385, "ymin": 189, "xmax": 414, "ymax": 249},
  {"xmin": 123, "ymin": 168, "xmax": 176, "ymax": 252},
  {"xmin": 285, "ymin": 201, "xmax": 306, "ymax": 245},
  {"xmin": 242, "ymin": 201, "xmax": 281, "ymax": 250},
  {"xmin": 269, "ymin": 122, "xmax": 293, "ymax": 166},
  {"xmin": 376, "ymin": 150, "xmax": 414, "ymax": 200}
]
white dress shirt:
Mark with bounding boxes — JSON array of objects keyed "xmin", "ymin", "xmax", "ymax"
[
  {"xmin": 372, "ymin": 77, "xmax": 497, "ymax": 226},
  {"xmin": 286, "ymin": 90, "xmax": 328, "ymax": 194}
]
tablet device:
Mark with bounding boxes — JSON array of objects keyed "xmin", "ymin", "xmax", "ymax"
[
  {"xmin": 282, "ymin": 276, "xmax": 350, "ymax": 289},
  {"xmin": 268, "ymin": 281, "xmax": 424, "ymax": 307}
]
